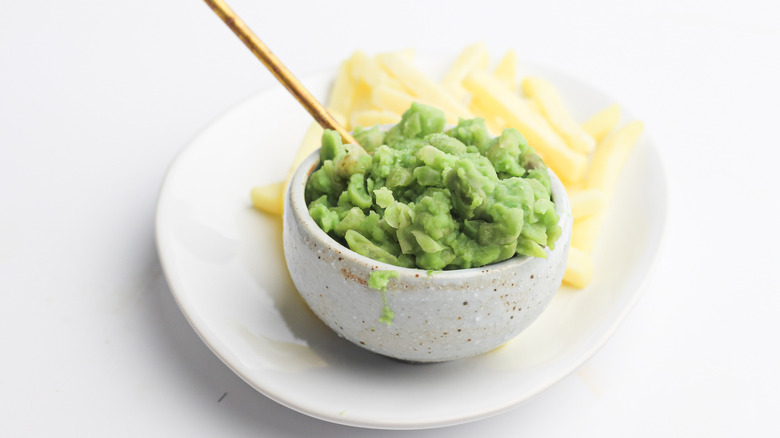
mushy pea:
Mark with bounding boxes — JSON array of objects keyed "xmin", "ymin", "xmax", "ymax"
[
  {"xmin": 368, "ymin": 270, "xmax": 399, "ymax": 326},
  {"xmin": 305, "ymin": 102, "xmax": 562, "ymax": 271}
]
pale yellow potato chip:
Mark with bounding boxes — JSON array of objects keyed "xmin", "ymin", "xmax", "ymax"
[
  {"xmin": 397, "ymin": 47, "xmax": 416, "ymax": 60},
  {"xmin": 349, "ymin": 51, "xmax": 408, "ymax": 94},
  {"xmin": 250, "ymin": 110, "xmax": 348, "ymax": 216},
  {"xmin": 327, "ymin": 60, "xmax": 356, "ymax": 116},
  {"xmin": 250, "ymin": 182, "xmax": 284, "ymax": 216},
  {"xmin": 570, "ymin": 121, "xmax": 643, "ymax": 254},
  {"xmin": 349, "ymin": 51, "xmax": 389, "ymax": 89},
  {"xmin": 568, "ymin": 189, "xmax": 606, "ymax": 220},
  {"xmin": 292, "ymin": 123, "xmax": 322, "ymax": 169},
  {"xmin": 370, "ymin": 85, "xmax": 415, "ymax": 113},
  {"xmin": 463, "ymin": 69, "xmax": 588, "ymax": 183},
  {"xmin": 348, "ymin": 82, "xmax": 379, "ymax": 129},
  {"xmin": 571, "ymin": 214, "xmax": 602, "ymax": 254},
  {"xmin": 468, "ymin": 97, "xmax": 505, "ymax": 135},
  {"xmin": 563, "ymin": 180, "xmax": 586, "ymax": 195},
  {"xmin": 376, "ymin": 52, "xmax": 473, "ymax": 120},
  {"xmin": 292, "ymin": 111, "xmax": 346, "ymax": 170},
  {"xmin": 586, "ymin": 121, "xmax": 644, "ymax": 195},
  {"xmin": 351, "ymin": 110, "xmax": 402, "ymax": 129},
  {"xmin": 442, "ymin": 42, "xmax": 490, "ymax": 102},
  {"xmin": 563, "ymin": 247, "xmax": 594, "ymax": 289},
  {"xmin": 493, "ymin": 49, "xmax": 517, "ymax": 91},
  {"xmin": 523, "ymin": 97, "xmax": 542, "ymax": 116},
  {"xmin": 522, "ymin": 77, "xmax": 596, "ymax": 154},
  {"xmin": 582, "ymin": 104, "xmax": 621, "ymax": 144},
  {"xmin": 370, "ymin": 85, "xmax": 459, "ymax": 125}
]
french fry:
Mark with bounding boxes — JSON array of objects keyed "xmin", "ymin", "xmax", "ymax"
[
  {"xmin": 251, "ymin": 182, "xmax": 284, "ymax": 216},
  {"xmin": 570, "ymin": 213, "xmax": 601, "ymax": 254},
  {"xmin": 571, "ymin": 121, "xmax": 644, "ymax": 253},
  {"xmin": 348, "ymin": 82, "xmax": 378, "ymax": 129},
  {"xmin": 327, "ymin": 60, "xmax": 356, "ymax": 116},
  {"xmin": 291, "ymin": 110, "xmax": 347, "ymax": 170},
  {"xmin": 442, "ymin": 43, "xmax": 490, "ymax": 102},
  {"xmin": 249, "ymin": 124, "xmax": 321, "ymax": 216},
  {"xmin": 563, "ymin": 180, "xmax": 586, "ymax": 195},
  {"xmin": 249, "ymin": 45, "xmax": 645, "ymax": 292},
  {"xmin": 523, "ymin": 97, "xmax": 542, "ymax": 116},
  {"xmin": 568, "ymin": 189, "xmax": 605, "ymax": 220},
  {"xmin": 463, "ymin": 69, "xmax": 588, "ymax": 183},
  {"xmin": 582, "ymin": 104, "xmax": 621, "ymax": 144},
  {"xmin": 370, "ymin": 85, "xmax": 414, "ymax": 114},
  {"xmin": 563, "ymin": 247, "xmax": 594, "ymax": 289},
  {"xmin": 469, "ymin": 97, "xmax": 505, "ymax": 135},
  {"xmin": 294, "ymin": 110, "xmax": 347, "ymax": 168},
  {"xmin": 292, "ymin": 124, "xmax": 321, "ymax": 167},
  {"xmin": 493, "ymin": 49, "xmax": 517, "ymax": 91},
  {"xmin": 370, "ymin": 85, "xmax": 459, "ymax": 125},
  {"xmin": 376, "ymin": 52, "xmax": 473, "ymax": 120},
  {"xmin": 350, "ymin": 110, "xmax": 402, "ymax": 128},
  {"xmin": 586, "ymin": 121, "xmax": 644, "ymax": 195},
  {"xmin": 397, "ymin": 47, "xmax": 416, "ymax": 60},
  {"xmin": 522, "ymin": 77, "xmax": 596, "ymax": 154},
  {"xmin": 349, "ymin": 51, "xmax": 404, "ymax": 92},
  {"xmin": 250, "ymin": 111, "xmax": 348, "ymax": 216}
]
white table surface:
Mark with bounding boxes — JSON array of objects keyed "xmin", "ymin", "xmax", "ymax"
[{"xmin": 2, "ymin": 0, "xmax": 779, "ymax": 436}]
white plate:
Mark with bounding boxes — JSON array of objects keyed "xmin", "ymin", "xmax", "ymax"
[{"xmin": 155, "ymin": 57, "xmax": 667, "ymax": 429}]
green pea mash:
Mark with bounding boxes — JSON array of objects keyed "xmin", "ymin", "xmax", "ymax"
[
  {"xmin": 368, "ymin": 270, "xmax": 399, "ymax": 326},
  {"xmin": 305, "ymin": 102, "xmax": 561, "ymax": 271}
]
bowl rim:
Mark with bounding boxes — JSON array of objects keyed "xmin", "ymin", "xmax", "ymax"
[{"xmin": 286, "ymin": 148, "xmax": 571, "ymax": 280}]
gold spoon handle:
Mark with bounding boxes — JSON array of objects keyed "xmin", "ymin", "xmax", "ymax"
[{"xmin": 204, "ymin": 0, "xmax": 360, "ymax": 148}]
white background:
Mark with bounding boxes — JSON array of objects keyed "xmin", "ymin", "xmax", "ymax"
[{"xmin": 2, "ymin": 0, "xmax": 779, "ymax": 436}]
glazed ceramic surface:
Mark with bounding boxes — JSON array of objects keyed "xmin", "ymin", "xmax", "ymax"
[
  {"xmin": 284, "ymin": 152, "xmax": 572, "ymax": 362},
  {"xmin": 155, "ymin": 56, "xmax": 667, "ymax": 428}
]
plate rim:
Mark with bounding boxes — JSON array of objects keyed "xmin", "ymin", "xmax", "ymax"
[{"xmin": 154, "ymin": 60, "xmax": 668, "ymax": 430}]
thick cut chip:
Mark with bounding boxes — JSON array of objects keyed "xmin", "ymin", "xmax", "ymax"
[
  {"xmin": 493, "ymin": 49, "xmax": 517, "ymax": 91},
  {"xmin": 468, "ymin": 97, "xmax": 506, "ymax": 135},
  {"xmin": 376, "ymin": 52, "xmax": 473, "ymax": 120},
  {"xmin": 586, "ymin": 121, "xmax": 644, "ymax": 196},
  {"xmin": 370, "ymin": 85, "xmax": 416, "ymax": 115},
  {"xmin": 463, "ymin": 69, "xmax": 588, "ymax": 183},
  {"xmin": 397, "ymin": 48, "xmax": 416, "ymax": 60},
  {"xmin": 328, "ymin": 60, "xmax": 356, "ymax": 116},
  {"xmin": 250, "ymin": 110, "xmax": 348, "ymax": 216},
  {"xmin": 351, "ymin": 110, "xmax": 402, "ymax": 129},
  {"xmin": 251, "ymin": 182, "xmax": 284, "ymax": 216},
  {"xmin": 370, "ymin": 85, "xmax": 458, "ymax": 125},
  {"xmin": 571, "ymin": 214, "xmax": 601, "ymax": 254},
  {"xmin": 523, "ymin": 97, "xmax": 542, "ymax": 116},
  {"xmin": 442, "ymin": 43, "xmax": 490, "ymax": 102},
  {"xmin": 349, "ymin": 82, "xmax": 378, "ymax": 126},
  {"xmin": 350, "ymin": 51, "xmax": 405, "ymax": 92},
  {"xmin": 582, "ymin": 104, "xmax": 621, "ymax": 144},
  {"xmin": 568, "ymin": 189, "xmax": 605, "ymax": 220},
  {"xmin": 522, "ymin": 77, "xmax": 596, "ymax": 154},
  {"xmin": 293, "ymin": 110, "xmax": 348, "ymax": 175},
  {"xmin": 563, "ymin": 247, "xmax": 593, "ymax": 289},
  {"xmin": 571, "ymin": 121, "xmax": 644, "ymax": 253}
]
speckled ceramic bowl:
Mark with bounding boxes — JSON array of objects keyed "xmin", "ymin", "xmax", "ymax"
[{"xmin": 283, "ymin": 150, "xmax": 572, "ymax": 363}]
